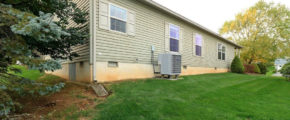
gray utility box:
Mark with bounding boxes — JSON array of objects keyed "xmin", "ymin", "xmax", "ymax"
[{"xmin": 158, "ymin": 53, "xmax": 182, "ymax": 75}]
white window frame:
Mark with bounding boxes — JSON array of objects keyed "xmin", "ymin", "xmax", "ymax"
[
  {"xmin": 169, "ymin": 23, "xmax": 180, "ymax": 52},
  {"xmin": 109, "ymin": 3, "xmax": 128, "ymax": 34},
  {"xmin": 195, "ymin": 33, "xmax": 203, "ymax": 57},
  {"xmin": 217, "ymin": 43, "xmax": 226, "ymax": 61}
]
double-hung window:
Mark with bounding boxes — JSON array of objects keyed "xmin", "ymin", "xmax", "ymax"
[
  {"xmin": 218, "ymin": 43, "xmax": 226, "ymax": 60},
  {"xmin": 169, "ymin": 24, "xmax": 180, "ymax": 52},
  {"xmin": 195, "ymin": 34, "xmax": 202, "ymax": 56},
  {"xmin": 110, "ymin": 4, "xmax": 127, "ymax": 33}
]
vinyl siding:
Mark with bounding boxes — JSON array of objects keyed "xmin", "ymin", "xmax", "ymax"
[
  {"xmin": 95, "ymin": 0, "xmax": 237, "ymax": 69},
  {"xmin": 70, "ymin": 0, "xmax": 90, "ymax": 62}
]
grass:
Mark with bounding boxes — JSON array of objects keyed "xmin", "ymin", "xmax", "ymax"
[
  {"xmin": 93, "ymin": 73, "xmax": 290, "ymax": 120},
  {"xmin": 1, "ymin": 65, "xmax": 45, "ymax": 85},
  {"xmin": 3, "ymin": 66, "xmax": 289, "ymax": 119},
  {"xmin": 266, "ymin": 66, "xmax": 276, "ymax": 76},
  {"xmin": 9, "ymin": 65, "xmax": 44, "ymax": 80}
]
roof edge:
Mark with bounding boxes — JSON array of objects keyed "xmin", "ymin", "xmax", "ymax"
[{"xmin": 141, "ymin": 0, "xmax": 243, "ymax": 48}]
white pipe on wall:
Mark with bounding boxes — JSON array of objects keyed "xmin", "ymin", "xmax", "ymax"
[{"xmin": 90, "ymin": 0, "xmax": 97, "ymax": 82}]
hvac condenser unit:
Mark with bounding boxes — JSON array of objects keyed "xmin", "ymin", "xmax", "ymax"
[{"xmin": 158, "ymin": 53, "xmax": 182, "ymax": 75}]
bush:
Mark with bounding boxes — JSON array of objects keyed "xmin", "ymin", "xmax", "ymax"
[
  {"xmin": 273, "ymin": 69, "xmax": 277, "ymax": 73},
  {"xmin": 280, "ymin": 63, "xmax": 290, "ymax": 78},
  {"xmin": 253, "ymin": 64, "xmax": 261, "ymax": 74},
  {"xmin": 257, "ymin": 63, "xmax": 267, "ymax": 74},
  {"xmin": 244, "ymin": 64, "xmax": 255, "ymax": 73},
  {"xmin": 0, "ymin": 90, "xmax": 14, "ymax": 119},
  {"xmin": 231, "ymin": 56, "xmax": 245, "ymax": 73},
  {"xmin": 264, "ymin": 62, "xmax": 274, "ymax": 67}
]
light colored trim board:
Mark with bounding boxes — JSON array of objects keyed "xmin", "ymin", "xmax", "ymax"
[{"xmin": 91, "ymin": 0, "xmax": 97, "ymax": 82}]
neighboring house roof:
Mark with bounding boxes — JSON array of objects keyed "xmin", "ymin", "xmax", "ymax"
[
  {"xmin": 141, "ymin": 0, "xmax": 243, "ymax": 48},
  {"xmin": 275, "ymin": 59, "xmax": 288, "ymax": 65}
]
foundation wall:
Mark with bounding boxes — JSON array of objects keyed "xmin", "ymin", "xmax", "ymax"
[
  {"xmin": 46, "ymin": 61, "xmax": 91, "ymax": 83},
  {"xmin": 95, "ymin": 62, "xmax": 229, "ymax": 83},
  {"xmin": 48, "ymin": 61, "xmax": 229, "ymax": 83}
]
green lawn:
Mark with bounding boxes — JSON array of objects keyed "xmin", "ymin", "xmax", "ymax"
[
  {"xmin": 9, "ymin": 65, "xmax": 44, "ymax": 80},
  {"xmin": 93, "ymin": 73, "xmax": 290, "ymax": 120},
  {"xmin": 1, "ymin": 65, "xmax": 44, "ymax": 85}
]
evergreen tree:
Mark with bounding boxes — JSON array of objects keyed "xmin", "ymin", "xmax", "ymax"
[
  {"xmin": 257, "ymin": 63, "xmax": 267, "ymax": 74},
  {"xmin": 0, "ymin": 1, "xmax": 88, "ymax": 116},
  {"xmin": 231, "ymin": 56, "xmax": 245, "ymax": 74},
  {"xmin": 0, "ymin": 0, "xmax": 88, "ymax": 75},
  {"xmin": 253, "ymin": 64, "xmax": 261, "ymax": 74}
]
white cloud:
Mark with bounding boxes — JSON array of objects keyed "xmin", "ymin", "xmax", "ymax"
[{"xmin": 153, "ymin": 0, "xmax": 290, "ymax": 34}]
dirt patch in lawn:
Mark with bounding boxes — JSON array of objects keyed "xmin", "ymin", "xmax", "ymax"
[{"xmin": 18, "ymin": 82, "xmax": 105, "ymax": 120}]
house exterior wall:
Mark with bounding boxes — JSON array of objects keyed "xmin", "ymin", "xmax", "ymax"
[
  {"xmin": 49, "ymin": 0, "xmax": 240, "ymax": 82},
  {"xmin": 94, "ymin": 0, "xmax": 238, "ymax": 82}
]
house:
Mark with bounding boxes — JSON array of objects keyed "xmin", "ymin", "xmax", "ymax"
[
  {"xmin": 275, "ymin": 59, "xmax": 289, "ymax": 71},
  {"xmin": 48, "ymin": 0, "xmax": 242, "ymax": 83}
]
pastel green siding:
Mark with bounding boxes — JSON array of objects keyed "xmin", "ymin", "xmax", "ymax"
[{"xmin": 94, "ymin": 0, "xmax": 238, "ymax": 69}]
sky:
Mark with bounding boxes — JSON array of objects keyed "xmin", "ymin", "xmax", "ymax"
[{"xmin": 153, "ymin": 0, "xmax": 290, "ymax": 34}]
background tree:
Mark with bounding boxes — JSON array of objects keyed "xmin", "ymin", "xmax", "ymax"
[{"xmin": 220, "ymin": 0, "xmax": 290, "ymax": 64}]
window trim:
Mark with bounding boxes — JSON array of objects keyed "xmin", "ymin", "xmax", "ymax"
[
  {"xmin": 217, "ymin": 42, "xmax": 226, "ymax": 61},
  {"xmin": 169, "ymin": 23, "xmax": 180, "ymax": 53},
  {"xmin": 109, "ymin": 3, "xmax": 128, "ymax": 34}
]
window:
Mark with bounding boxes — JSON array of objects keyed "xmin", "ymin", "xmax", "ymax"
[
  {"xmin": 218, "ymin": 43, "xmax": 226, "ymax": 60},
  {"xmin": 170, "ymin": 24, "xmax": 180, "ymax": 52},
  {"xmin": 110, "ymin": 4, "xmax": 127, "ymax": 33},
  {"xmin": 108, "ymin": 61, "xmax": 118, "ymax": 67},
  {"xmin": 195, "ymin": 34, "xmax": 202, "ymax": 56}
]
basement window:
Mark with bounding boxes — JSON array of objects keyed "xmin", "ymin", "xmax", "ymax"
[
  {"xmin": 108, "ymin": 61, "xmax": 118, "ymax": 67},
  {"xmin": 183, "ymin": 65, "xmax": 187, "ymax": 69}
]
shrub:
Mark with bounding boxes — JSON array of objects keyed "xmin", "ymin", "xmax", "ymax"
[
  {"xmin": 243, "ymin": 64, "xmax": 261, "ymax": 74},
  {"xmin": 280, "ymin": 63, "xmax": 290, "ymax": 80},
  {"xmin": 273, "ymin": 69, "xmax": 277, "ymax": 73},
  {"xmin": 0, "ymin": 90, "xmax": 14, "ymax": 119},
  {"xmin": 253, "ymin": 64, "xmax": 261, "ymax": 74},
  {"xmin": 257, "ymin": 63, "xmax": 267, "ymax": 74},
  {"xmin": 244, "ymin": 64, "xmax": 255, "ymax": 73},
  {"xmin": 264, "ymin": 62, "xmax": 274, "ymax": 67},
  {"xmin": 231, "ymin": 56, "xmax": 245, "ymax": 73}
]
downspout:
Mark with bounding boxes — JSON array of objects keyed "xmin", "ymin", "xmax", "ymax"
[{"xmin": 90, "ymin": 0, "xmax": 97, "ymax": 83}]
